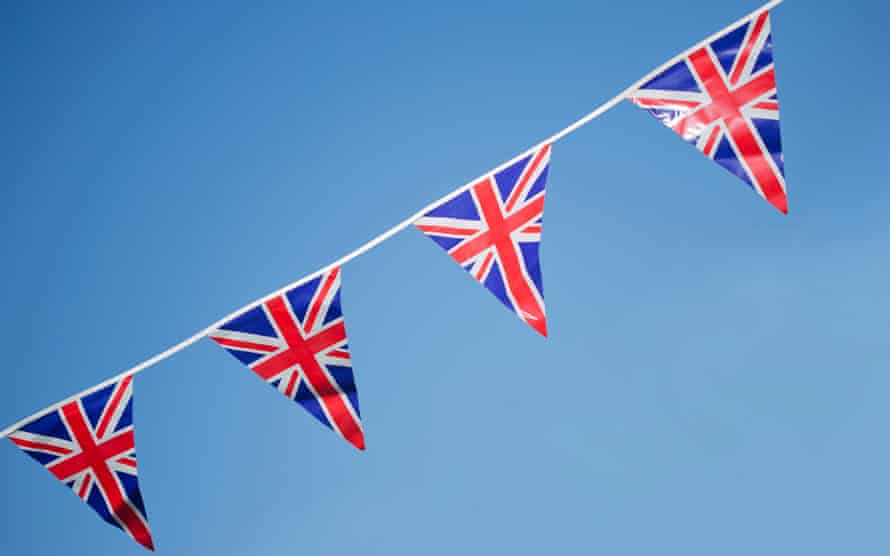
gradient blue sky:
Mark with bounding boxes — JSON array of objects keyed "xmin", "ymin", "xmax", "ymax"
[{"xmin": 2, "ymin": 1, "xmax": 889, "ymax": 554}]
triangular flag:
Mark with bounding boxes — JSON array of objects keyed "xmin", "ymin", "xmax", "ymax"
[
  {"xmin": 629, "ymin": 9, "xmax": 788, "ymax": 213},
  {"xmin": 8, "ymin": 375, "xmax": 154, "ymax": 550},
  {"xmin": 209, "ymin": 267, "xmax": 365, "ymax": 450},
  {"xmin": 416, "ymin": 144, "xmax": 550, "ymax": 336}
]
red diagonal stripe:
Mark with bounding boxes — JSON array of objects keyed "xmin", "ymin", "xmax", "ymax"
[
  {"xmin": 504, "ymin": 144, "xmax": 550, "ymax": 213},
  {"xmin": 303, "ymin": 268, "xmax": 339, "ymax": 333},
  {"xmin": 77, "ymin": 473, "xmax": 93, "ymax": 499},
  {"xmin": 283, "ymin": 370, "xmax": 299, "ymax": 398},
  {"xmin": 265, "ymin": 296, "xmax": 304, "ymax": 343},
  {"xmin": 474, "ymin": 251, "xmax": 495, "ymax": 281},
  {"xmin": 95, "ymin": 375, "xmax": 132, "ymax": 440},
  {"xmin": 632, "ymin": 97, "xmax": 701, "ymax": 110},
  {"xmin": 213, "ymin": 336, "xmax": 279, "ymax": 353},
  {"xmin": 9, "ymin": 437, "xmax": 73, "ymax": 456},
  {"xmin": 416, "ymin": 225, "xmax": 479, "ymax": 237},
  {"xmin": 730, "ymin": 11, "xmax": 769, "ymax": 85},
  {"xmin": 116, "ymin": 457, "xmax": 137, "ymax": 468},
  {"xmin": 702, "ymin": 126, "xmax": 722, "ymax": 158}
]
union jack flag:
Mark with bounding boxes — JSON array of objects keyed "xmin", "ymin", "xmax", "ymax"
[
  {"xmin": 209, "ymin": 267, "xmax": 364, "ymax": 450},
  {"xmin": 416, "ymin": 144, "xmax": 550, "ymax": 336},
  {"xmin": 8, "ymin": 375, "xmax": 154, "ymax": 550},
  {"xmin": 629, "ymin": 10, "xmax": 787, "ymax": 213}
]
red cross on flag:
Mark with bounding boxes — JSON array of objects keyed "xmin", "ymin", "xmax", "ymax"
[
  {"xmin": 416, "ymin": 145, "xmax": 551, "ymax": 336},
  {"xmin": 209, "ymin": 267, "xmax": 365, "ymax": 450},
  {"xmin": 629, "ymin": 8, "xmax": 788, "ymax": 213},
  {"xmin": 8, "ymin": 375, "xmax": 154, "ymax": 550}
]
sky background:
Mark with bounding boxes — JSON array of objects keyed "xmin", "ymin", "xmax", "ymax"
[{"xmin": 2, "ymin": 1, "xmax": 889, "ymax": 554}]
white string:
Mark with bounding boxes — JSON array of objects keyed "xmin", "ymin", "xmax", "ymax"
[{"xmin": 0, "ymin": 0, "xmax": 784, "ymax": 440}]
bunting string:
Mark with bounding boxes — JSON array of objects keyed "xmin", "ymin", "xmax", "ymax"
[
  {"xmin": 0, "ymin": 0, "xmax": 784, "ymax": 442},
  {"xmin": 3, "ymin": 2, "xmax": 791, "ymax": 547}
]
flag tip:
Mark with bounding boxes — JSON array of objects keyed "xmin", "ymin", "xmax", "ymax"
[
  {"xmin": 769, "ymin": 194, "xmax": 788, "ymax": 215},
  {"xmin": 529, "ymin": 318, "xmax": 548, "ymax": 338},
  {"xmin": 350, "ymin": 434, "xmax": 366, "ymax": 451}
]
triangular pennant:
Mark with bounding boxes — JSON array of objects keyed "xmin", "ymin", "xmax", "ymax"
[
  {"xmin": 416, "ymin": 144, "xmax": 550, "ymax": 336},
  {"xmin": 209, "ymin": 267, "xmax": 365, "ymax": 450},
  {"xmin": 8, "ymin": 375, "xmax": 155, "ymax": 550},
  {"xmin": 628, "ymin": 9, "xmax": 788, "ymax": 214}
]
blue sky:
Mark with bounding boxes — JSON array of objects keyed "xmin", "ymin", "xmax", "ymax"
[{"xmin": 2, "ymin": 1, "xmax": 889, "ymax": 554}]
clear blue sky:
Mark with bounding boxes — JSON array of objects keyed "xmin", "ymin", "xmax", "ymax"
[{"xmin": 2, "ymin": 1, "xmax": 888, "ymax": 554}]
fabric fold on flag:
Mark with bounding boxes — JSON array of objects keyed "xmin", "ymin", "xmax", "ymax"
[
  {"xmin": 209, "ymin": 266, "xmax": 365, "ymax": 450},
  {"xmin": 8, "ymin": 375, "xmax": 154, "ymax": 551},
  {"xmin": 416, "ymin": 144, "xmax": 551, "ymax": 336},
  {"xmin": 628, "ymin": 9, "xmax": 788, "ymax": 214}
]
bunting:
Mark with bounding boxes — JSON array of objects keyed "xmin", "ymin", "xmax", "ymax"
[
  {"xmin": 415, "ymin": 144, "xmax": 551, "ymax": 336},
  {"xmin": 1, "ymin": 1, "xmax": 793, "ymax": 550},
  {"xmin": 208, "ymin": 267, "xmax": 365, "ymax": 450},
  {"xmin": 628, "ymin": 9, "xmax": 787, "ymax": 213},
  {"xmin": 7, "ymin": 375, "xmax": 154, "ymax": 550}
]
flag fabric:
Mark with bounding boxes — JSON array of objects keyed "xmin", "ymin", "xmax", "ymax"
[
  {"xmin": 8, "ymin": 375, "xmax": 154, "ymax": 550},
  {"xmin": 416, "ymin": 144, "xmax": 551, "ymax": 336},
  {"xmin": 208, "ymin": 267, "xmax": 365, "ymax": 450},
  {"xmin": 628, "ymin": 9, "xmax": 787, "ymax": 213}
]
